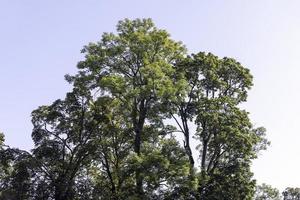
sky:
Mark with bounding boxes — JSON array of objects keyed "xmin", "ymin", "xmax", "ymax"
[{"xmin": 1, "ymin": 0, "xmax": 300, "ymax": 191}]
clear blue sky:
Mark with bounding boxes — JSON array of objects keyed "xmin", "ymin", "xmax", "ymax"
[{"xmin": 1, "ymin": 0, "xmax": 300, "ymax": 191}]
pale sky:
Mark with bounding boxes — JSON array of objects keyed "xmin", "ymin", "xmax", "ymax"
[{"xmin": 1, "ymin": 0, "xmax": 300, "ymax": 191}]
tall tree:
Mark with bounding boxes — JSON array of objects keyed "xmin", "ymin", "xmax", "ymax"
[
  {"xmin": 0, "ymin": 18, "xmax": 269, "ymax": 200},
  {"xmin": 67, "ymin": 18, "xmax": 188, "ymax": 198},
  {"xmin": 67, "ymin": 19, "xmax": 269, "ymax": 199},
  {"xmin": 171, "ymin": 52, "xmax": 269, "ymax": 199}
]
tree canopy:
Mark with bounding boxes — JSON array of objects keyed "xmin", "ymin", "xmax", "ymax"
[
  {"xmin": 255, "ymin": 183, "xmax": 281, "ymax": 200},
  {"xmin": 283, "ymin": 187, "xmax": 300, "ymax": 200},
  {"xmin": 0, "ymin": 18, "xmax": 269, "ymax": 200}
]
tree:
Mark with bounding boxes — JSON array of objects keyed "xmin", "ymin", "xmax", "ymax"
[
  {"xmin": 0, "ymin": 133, "xmax": 34, "ymax": 200},
  {"xmin": 283, "ymin": 187, "xmax": 300, "ymax": 200},
  {"xmin": 169, "ymin": 52, "xmax": 269, "ymax": 199},
  {"xmin": 66, "ymin": 18, "xmax": 269, "ymax": 199},
  {"xmin": 254, "ymin": 183, "xmax": 281, "ymax": 200},
  {"xmin": 30, "ymin": 89, "xmax": 103, "ymax": 200},
  {"xmin": 0, "ymin": 18, "xmax": 269, "ymax": 199},
  {"xmin": 67, "ymin": 18, "xmax": 189, "ymax": 198}
]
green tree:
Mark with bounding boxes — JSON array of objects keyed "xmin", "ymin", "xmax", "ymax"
[
  {"xmin": 67, "ymin": 18, "xmax": 269, "ymax": 199},
  {"xmin": 254, "ymin": 183, "xmax": 281, "ymax": 200},
  {"xmin": 0, "ymin": 134, "xmax": 33, "ymax": 200},
  {"xmin": 0, "ymin": 18, "xmax": 269, "ymax": 200},
  {"xmin": 170, "ymin": 52, "xmax": 269, "ymax": 199},
  {"xmin": 67, "ymin": 18, "xmax": 189, "ymax": 198},
  {"xmin": 30, "ymin": 89, "xmax": 103, "ymax": 200}
]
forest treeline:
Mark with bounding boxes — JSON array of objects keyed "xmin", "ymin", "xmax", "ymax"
[{"xmin": 0, "ymin": 18, "xmax": 297, "ymax": 200}]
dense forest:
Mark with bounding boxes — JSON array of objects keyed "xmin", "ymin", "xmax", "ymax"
[{"xmin": 0, "ymin": 18, "xmax": 298, "ymax": 200}]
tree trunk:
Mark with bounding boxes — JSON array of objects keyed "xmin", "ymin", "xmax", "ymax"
[
  {"xmin": 199, "ymin": 138, "xmax": 208, "ymax": 200},
  {"xmin": 134, "ymin": 128, "xmax": 143, "ymax": 197},
  {"xmin": 180, "ymin": 108, "xmax": 195, "ymax": 175},
  {"xmin": 133, "ymin": 99, "xmax": 147, "ymax": 197},
  {"xmin": 184, "ymin": 134, "xmax": 195, "ymax": 175}
]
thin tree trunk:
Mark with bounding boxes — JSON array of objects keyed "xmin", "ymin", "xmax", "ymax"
[
  {"xmin": 180, "ymin": 108, "xmax": 195, "ymax": 175},
  {"xmin": 133, "ymin": 99, "xmax": 147, "ymax": 197},
  {"xmin": 184, "ymin": 133, "xmax": 195, "ymax": 175},
  {"xmin": 134, "ymin": 128, "xmax": 143, "ymax": 197}
]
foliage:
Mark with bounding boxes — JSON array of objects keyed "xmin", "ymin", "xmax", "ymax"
[
  {"xmin": 255, "ymin": 183, "xmax": 281, "ymax": 200},
  {"xmin": 283, "ymin": 187, "xmax": 300, "ymax": 200},
  {"xmin": 0, "ymin": 18, "xmax": 269, "ymax": 200},
  {"xmin": 171, "ymin": 52, "xmax": 269, "ymax": 199}
]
